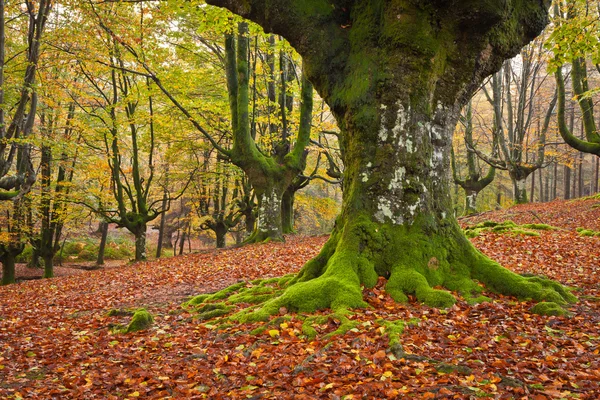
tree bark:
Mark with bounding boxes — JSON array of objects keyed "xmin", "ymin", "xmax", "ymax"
[
  {"xmin": 205, "ymin": 0, "xmax": 574, "ymax": 314},
  {"xmin": 156, "ymin": 191, "xmax": 168, "ymax": 258},
  {"xmin": 564, "ymin": 165, "xmax": 571, "ymax": 199},
  {"xmin": 96, "ymin": 222, "xmax": 109, "ymax": 266},
  {"xmin": 1, "ymin": 243, "xmax": 23, "ymax": 285},
  {"xmin": 134, "ymin": 224, "xmax": 147, "ymax": 262},
  {"xmin": 215, "ymin": 223, "xmax": 227, "ymax": 249},
  {"xmin": 510, "ymin": 172, "xmax": 529, "ymax": 205},
  {"xmin": 1, "ymin": 253, "xmax": 16, "ymax": 285},
  {"xmin": 281, "ymin": 187, "xmax": 295, "ymax": 234}
]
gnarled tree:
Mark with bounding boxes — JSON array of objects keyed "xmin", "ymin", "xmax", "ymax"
[
  {"xmin": 200, "ymin": 0, "xmax": 575, "ymax": 316},
  {"xmin": 451, "ymin": 100, "xmax": 495, "ymax": 215},
  {"xmin": 465, "ymin": 43, "xmax": 557, "ymax": 204}
]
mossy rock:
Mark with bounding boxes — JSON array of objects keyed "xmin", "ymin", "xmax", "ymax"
[{"xmin": 119, "ymin": 309, "xmax": 154, "ymax": 333}]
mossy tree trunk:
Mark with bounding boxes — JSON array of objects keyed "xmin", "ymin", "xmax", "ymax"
[
  {"xmin": 215, "ymin": 222, "xmax": 227, "ymax": 249},
  {"xmin": 510, "ymin": 171, "xmax": 529, "ymax": 205},
  {"xmin": 1, "ymin": 253, "xmax": 16, "ymax": 285},
  {"xmin": 96, "ymin": 221, "xmax": 109, "ymax": 266},
  {"xmin": 206, "ymin": 0, "xmax": 575, "ymax": 314},
  {"xmin": 1, "ymin": 243, "xmax": 23, "ymax": 285},
  {"xmin": 133, "ymin": 223, "xmax": 147, "ymax": 262},
  {"xmin": 281, "ymin": 188, "xmax": 295, "ymax": 234}
]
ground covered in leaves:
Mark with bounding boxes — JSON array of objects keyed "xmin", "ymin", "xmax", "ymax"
[{"xmin": 1, "ymin": 197, "xmax": 599, "ymax": 399}]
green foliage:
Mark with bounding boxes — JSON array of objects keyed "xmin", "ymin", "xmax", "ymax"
[{"xmin": 546, "ymin": 0, "xmax": 600, "ymax": 71}]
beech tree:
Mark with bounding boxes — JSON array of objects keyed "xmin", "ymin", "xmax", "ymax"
[
  {"xmin": 0, "ymin": 0, "xmax": 53, "ymax": 285},
  {"xmin": 201, "ymin": 0, "xmax": 575, "ymax": 315},
  {"xmin": 451, "ymin": 100, "xmax": 495, "ymax": 215},
  {"xmin": 466, "ymin": 45, "xmax": 557, "ymax": 204}
]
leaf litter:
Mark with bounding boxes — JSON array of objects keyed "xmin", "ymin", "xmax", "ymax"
[{"xmin": 0, "ymin": 197, "xmax": 599, "ymax": 398}]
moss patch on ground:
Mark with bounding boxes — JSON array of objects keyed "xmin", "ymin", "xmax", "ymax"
[
  {"xmin": 465, "ymin": 220, "xmax": 557, "ymax": 238},
  {"xmin": 576, "ymin": 227, "xmax": 600, "ymax": 237}
]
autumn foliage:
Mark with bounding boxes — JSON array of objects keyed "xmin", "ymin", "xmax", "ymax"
[{"xmin": 1, "ymin": 197, "xmax": 599, "ymax": 398}]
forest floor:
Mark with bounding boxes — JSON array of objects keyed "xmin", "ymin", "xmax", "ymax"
[{"xmin": 1, "ymin": 197, "xmax": 599, "ymax": 399}]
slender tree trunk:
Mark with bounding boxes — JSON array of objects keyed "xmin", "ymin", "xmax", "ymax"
[
  {"xmin": 578, "ymin": 152, "xmax": 584, "ymax": 198},
  {"xmin": 594, "ymin": 156, "xmax": 599, "ymax": 194},
  {"xmin": 530, "ymin": 170, "xmax": 536, "ymax": 203},
  {"xmin": 156, "ymin": 192, "xmax": 168, "ymax": 258},
  {"xmin": 96, "ymin": 222, "xmax": 109, "ymax": 266},
  {"xmin": 282, "ymin": 188, "xmax": 295, "ymax": 234},
  {"xmin": 28, "ymin": 243, "xmax": 41, "ymax": 269},
  {"xmin": 564, "ymin": 165, "xmax": 571, "ymax": 200},
  {"xmin": 539, "ymin": 168, "xmax": 545, "ymax": 202},
  {"xmin": 178, "ymin": 230, "xmax": 186, "ymax": 256},
  {"xmin": 553, "ymin": 162, "xmax": 558, "ymax": 200},
  {"xmin": 245, "ymin": 212, "xmax": 256, "ymax": 235}
]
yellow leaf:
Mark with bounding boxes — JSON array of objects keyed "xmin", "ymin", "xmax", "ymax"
[
  {"xmin": 268, "ymin": 329, "xmax": 280, "ymax": 338},
  {"xmin": 383, "ymin": 371, "xmax": 393, "ymax": 378},
  {"xmin": 129, "ymin": 392, "xmax": 140, "ymax": 397}
]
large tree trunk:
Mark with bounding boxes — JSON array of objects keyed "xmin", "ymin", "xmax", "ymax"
[
  {"xmin": 215, "ymin": 223, "xmax": 227, "ymax": 249},
  {"xmin": 43, "ymin": 254, "xmax": 53, "ymax": 279},
  {"xmin": 245, "ymin": 183, "xmax": 286, "ymax": 243},
  {"xmin": 1, "ymin": 243, "xmax": 23, "ymax": 285},
  {"xmin": 1, "ymin": 254, "xmax": 16, "ymax": 285},
  {"xmin": 206, "ymin": 0, "xmax": 574, "ymax": 316},
  {"xmin": 511, "ymin": 175, "xmax": 529, "ymax": 204},
  {"xmin": 464, "ymin": 189, "xmax": 478, "ymax": 215},
  {"xmin": 96, "ymin": 222, "xmax": 109, "ymax": 266}
]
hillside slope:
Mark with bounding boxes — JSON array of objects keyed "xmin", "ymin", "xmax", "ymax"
[{"xmin": 1, "ymin": 197, "xmax": 599, "ymax": 399}]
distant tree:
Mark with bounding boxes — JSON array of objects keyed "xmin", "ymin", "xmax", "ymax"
[
  {"xmin": 451, "ymin": 101, "xmax": 495, "ymax": 215},
  {"xmin": 466, "ymin": 42, "xmax": 557, "ymax": 204}
]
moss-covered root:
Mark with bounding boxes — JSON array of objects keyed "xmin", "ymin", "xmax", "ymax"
[
  {"xmin": 230, "ymin": 264, "xmax": 369, "ymax": 323},
  {"xmin": 386, "ymin": 269, "xmax": 456, "ymax": 308},
  {"xmin": 377, "ymin": 318, "xmax": 420, "ymax": 347},
  {"xmin": 125, "ymin": 309, "xmax": 154, "ymax": 333},
  {"xmin": 530, "ymin": 302, "xmax": 568, "ymax": 317},
  {"xmin": 473, "ymin": 256, "xmax": 577, "ymax": 310},
  {"xmin": 301, "ymin": 309, "xmax": 358, "ymax": 340}
]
